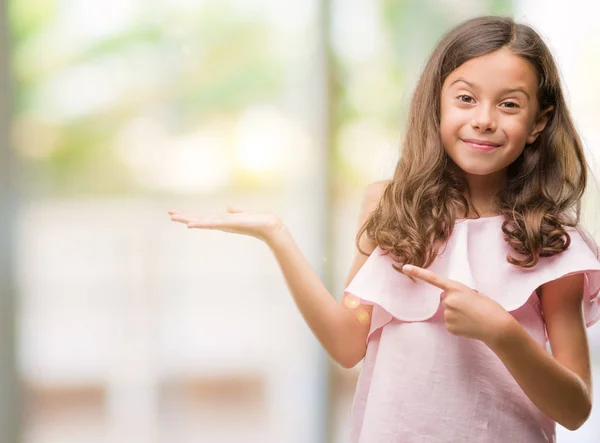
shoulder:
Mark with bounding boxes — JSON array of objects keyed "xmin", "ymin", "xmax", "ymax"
[
  {"xmin": 354, "ymin": 180, "xmax": 390, "ymax": 254},
  {"xmin": 364, "ymin": 180, "xmax": 390, "ymax": 198},
  {"xmin": 573, "ymin": 224, "xmax": 600, "ymax": 258},
  {"xmin": 538, "ymin": 226, "xmax": 600, "ymax": 324},
  {"xmin": 360, "ymin": 180, "xmax": 391, "ymax": 212}
]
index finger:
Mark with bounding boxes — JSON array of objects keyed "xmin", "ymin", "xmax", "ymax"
[{"xmin": 402, "ymin": 264, "xmax": 458, "ymax": 291}]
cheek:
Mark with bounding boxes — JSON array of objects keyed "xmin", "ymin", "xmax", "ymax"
[
  {"xmin": 503, "ymin": 118, "xmax": 531, "ymax": 144},
  {"xmin": 439, "ymin": 104, "xmax": 463, "ymax": 145}
]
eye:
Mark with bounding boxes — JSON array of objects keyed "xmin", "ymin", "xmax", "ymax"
[
  {"xmin": 500, "ymin": 101, "xmax": 520, "ymax": 109},
  {"xmin": 457, "ymin": 94, "xmax": 474, "ymax": 104}
]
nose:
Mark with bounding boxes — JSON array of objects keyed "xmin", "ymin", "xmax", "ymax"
[{"xmin": 471, "ymin": 104, "xmax": 496, "ymax": 132}]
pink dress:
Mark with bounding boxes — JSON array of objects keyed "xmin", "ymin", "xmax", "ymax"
[{"xmin": 344, "ymin": 216, "xmax": 600, "ymax": 443}]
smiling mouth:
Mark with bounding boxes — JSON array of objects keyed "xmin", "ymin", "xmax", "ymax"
[{"xmin": 461, "ymin": 139, "xmax": 502, "ymax": 151}]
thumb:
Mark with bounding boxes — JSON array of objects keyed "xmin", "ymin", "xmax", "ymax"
[{"xmin": 226, "ymin": 205, "xmax": 247, "ymax": 213}]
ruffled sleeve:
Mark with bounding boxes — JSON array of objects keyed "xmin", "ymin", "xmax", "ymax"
[{"xmin": 344, "ymin": 218, "xmax": 600, "ymax": 340}]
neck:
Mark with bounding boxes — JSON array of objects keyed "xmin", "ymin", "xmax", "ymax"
[{"xmin": 464, "ymin": 171, "xmax": 506, "ymax": 217}]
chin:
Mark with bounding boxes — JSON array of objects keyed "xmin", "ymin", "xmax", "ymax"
[{"xmin": 450, "ymin": 158, "xmax": 504, "ymax": 176}]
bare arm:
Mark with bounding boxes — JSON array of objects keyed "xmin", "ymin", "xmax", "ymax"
[
  {"xmin": 401, "ymin": 260, "xmax": 593, "ymax": 430},
  {"xmin": 487, "ymin": 273, "xmax": 592, "ymax": 430},
  {"xmin": 170, "ymin": 181, "xmax": 389, "ymax": 367},
  {"xmin": 266, "ymin": 180, "xmax": 389, "ymax": 368}
]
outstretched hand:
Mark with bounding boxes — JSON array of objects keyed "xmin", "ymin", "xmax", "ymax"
[
  {"xmin": 402, "ymin": 264, "xmax": 515, "ymax": 346},
  {"xmin": 169, "ymin": 206, "xmax": 285, "ymax": 243}
]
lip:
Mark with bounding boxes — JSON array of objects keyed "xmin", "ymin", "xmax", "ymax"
[{"xmin": 461, "ymin": 139, "xmax": 502, "ymax": 151}]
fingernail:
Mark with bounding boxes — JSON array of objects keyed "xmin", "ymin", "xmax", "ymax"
[{"xmin": 403, "ymin": 264, "xmax": 414, "ymax": 272}]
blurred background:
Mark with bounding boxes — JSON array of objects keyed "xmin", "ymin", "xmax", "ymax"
[{"xmin": 1, "ymin": 0, "xmax": 599, "ymax": 442}]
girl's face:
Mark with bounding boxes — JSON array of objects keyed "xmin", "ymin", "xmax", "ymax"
[{"xmin": 440, "ymin": 47, "xmax": 550, "ymax": 179}]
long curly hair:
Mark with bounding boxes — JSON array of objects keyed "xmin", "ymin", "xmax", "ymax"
[{"xmin": 357, "ymin": 16, "xmax": 590, "ymax": 271}]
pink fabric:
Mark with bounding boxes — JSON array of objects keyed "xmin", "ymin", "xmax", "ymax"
[{"xmin": 345, "ymin": 216, "xmax": 600, "ymax": 443}]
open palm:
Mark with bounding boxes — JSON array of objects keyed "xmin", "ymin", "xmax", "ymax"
[{"xmin": 168, "ymin": 206, "xmax": 283, "ymax": 242}]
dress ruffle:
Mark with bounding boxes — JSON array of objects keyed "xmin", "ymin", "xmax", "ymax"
[{"xmin": 344, "ymin": 217, "xmax": 600, "ymax": 340}]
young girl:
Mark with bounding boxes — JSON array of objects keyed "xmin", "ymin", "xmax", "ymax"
[{"xmin": 169, "ymin": 16, "xmax": 600, "ymax": 443}]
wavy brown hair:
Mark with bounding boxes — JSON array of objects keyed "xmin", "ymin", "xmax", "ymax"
[{"xmin": 358, "ymin": 16, "xmax": 590, "ymax": 271}]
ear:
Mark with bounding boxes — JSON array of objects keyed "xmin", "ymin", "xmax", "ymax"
[{"xmin": 527, "ymin": 105, "xmax": 554, "ymax": 144}]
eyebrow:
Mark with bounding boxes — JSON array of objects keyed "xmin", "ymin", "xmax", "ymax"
[{"xmin": 449, "ymin": 78, "xmax": 531, "ymax": 100}]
